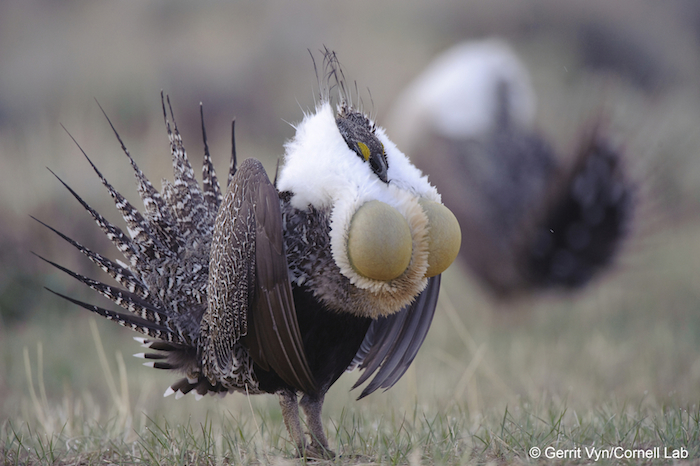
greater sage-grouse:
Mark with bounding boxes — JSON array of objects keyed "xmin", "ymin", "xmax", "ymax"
[
  {"xmin": 36, "ymin": 52, "xmax": 461, "ymax": 457},
  {"xmin": 387, "ymin": 39, "xmax": 633, "ymax": 298}
]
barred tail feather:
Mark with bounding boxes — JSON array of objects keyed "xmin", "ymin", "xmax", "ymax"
[
  {"xmin": 199, "ymin": 103, "xmax": 223, "ymax": 213},
  {"xmin": 35, "ymin": 253, "xmax": 169, "ymax": 325},
  {"xmin": 45, "ymin": 288, "xmax": 178, "ymax": 343},
  {"xmin": 48, "ymin": 169, "xmax": 144, "ymax": 270},
  {"xmin": 31, "ymin": 216, "xmax": 150, "ymax": 299},
  {"xmin": 161, "ymin": 94, "xmax": 210, "ymax": 237},
  {"xmin": 96, "ymin": 100, "xmax": 184, "ymax": 255},
  {"xmin": 62, "ymin": 128, "xmax": 175, "ymax": 263},
  {"xmin": 162, "ymin": 94, "xmax": 202, "ymax": 198}
]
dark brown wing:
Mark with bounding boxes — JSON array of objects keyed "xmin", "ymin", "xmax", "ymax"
[
  {"xmin": 203, "ymin": 158, "xmax": 315, "ymax": 393},
  {"xmin": 246, "ymin": 160, "xmax": 316, "ymax": 394},
  {"xmin": 349, "ymin": 275, "xmax": 441, "ymax": 399}
]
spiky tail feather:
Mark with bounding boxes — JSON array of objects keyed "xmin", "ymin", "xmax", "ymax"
[
  {"xmin": 31, "ymin": 216, "xmax": 150, "ymax": 299},
  {"xmin": 527, "ymin": 131, "xmax": 633, "ymax": 288},
  {"xmin": 97, "ymin": 100, "xmax": 184, "ymax": 255},
  {"xmin": 39, "ymin": 94, "xmax": 240, "ymax": 398},
  {"xmin": 45, "ymin": 288, "xmax": 177, "ymax": 342},
  {"xmin": 132, "ymin": 338, "xmax": 229, "ymax": 399}
]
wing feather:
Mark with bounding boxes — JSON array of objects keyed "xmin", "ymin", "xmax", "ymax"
[
  {"xmin": 350, "ymin": 275, "xmax": 441, "ymax": 399},
  {"xmin": 248, "ymin": 178, "xmax": 316, "ymax": 393},
  {"xmin": 203, "ymin": 158, "xmax": 315, "ymax": 393}
]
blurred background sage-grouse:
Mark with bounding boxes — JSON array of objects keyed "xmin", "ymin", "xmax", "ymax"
[
  {"xmin": 387, "ymin": 39, "xmax": 634, "ymax": 299},
  {"xmin": 34, "ymin": 52, "xmax": 461, "ymax": 458}
]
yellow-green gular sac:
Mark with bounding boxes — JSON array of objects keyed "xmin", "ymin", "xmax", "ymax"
[
  {"xmin": 347, "ymin": 200, "xmax": 413, "ymax": 281},
  {"xmin": 419, "ymin": 200, "xmax": 461, "ymax": 277}
]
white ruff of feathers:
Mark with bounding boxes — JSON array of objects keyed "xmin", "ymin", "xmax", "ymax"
[
  {"xmin": 388, "ymin": 38, "xmax": 536, "ymax": 147},
  {"xmin": 277, "ymin": 102, "xmax": 441, "ymax": 304}
]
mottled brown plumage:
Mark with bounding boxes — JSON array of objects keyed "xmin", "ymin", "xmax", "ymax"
[
  {"xmin": 202, "ymin": 158, "xmax": 314, "ymax": 395},
  {"xmin": 38, "ymin": 52, "xmax": 451, "ymax": 458}
]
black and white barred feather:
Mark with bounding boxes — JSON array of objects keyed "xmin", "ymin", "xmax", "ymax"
[
  {"xmin": 36, "ymin": 93, "xmax": 238, "ymax": 396},
  {"xmin": 38, "ymin": 51, "xmax": 456, "ymax": 458}
]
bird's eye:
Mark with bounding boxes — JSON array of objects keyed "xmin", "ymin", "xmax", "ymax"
[
  {"xmin": 336, "ymin": 113, "xmax": 389, "ymax": 183},
  {"xmin": 357, "ymin": 142, "xmax": 371, "ymax": 161}
]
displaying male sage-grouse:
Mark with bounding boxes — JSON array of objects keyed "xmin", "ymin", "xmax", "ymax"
[
  {"xmin": 36, "ymin": 52, "xmax": 461, "ymax": 458},
  {"xmin": 387, "ymin": 39, "xmax": 633, "ymax": 298}
]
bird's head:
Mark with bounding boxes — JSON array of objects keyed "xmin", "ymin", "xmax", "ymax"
[{"xmin": 276, "ymin": 55, "xmax": 460, "ymax": 318}]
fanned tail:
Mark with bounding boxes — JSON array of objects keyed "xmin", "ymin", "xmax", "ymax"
[
  {"xmin": 32, "ymin": 216, "xmax": 149, "ymax": 298},
  {"xmin": 200, "ymin": 103, "xmax": 223, "ymax": 211},
  {"xmin": 34, "ymin": 253, "xmax": 170, "ymax": 327},
  {"xmin": 527, "ymin": 130, "xmax": 633, "ymax": 287},
  {"xmin": 39, "ymin": 95, "xmax": 236, "ymax": 395},
  {"xmin": 161, "ymin": 93, "xmax": 211, "ymax": 239},
  {"xmin": 45, "ymin": 288, "xmax": 177, "ymax": 343}
]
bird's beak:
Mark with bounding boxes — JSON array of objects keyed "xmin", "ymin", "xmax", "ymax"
[{"xmin": 370, "ymin": 152, "xmax": 389, "ymax": 183}]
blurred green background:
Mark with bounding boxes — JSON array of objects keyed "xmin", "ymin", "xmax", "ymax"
[{"xmin": 2, "ymin": 0, "xmax": 700, "ymax": 451}]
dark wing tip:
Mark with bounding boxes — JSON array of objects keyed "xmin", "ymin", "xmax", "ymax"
[
  {"xmin": 352, "ymin": 275, "xmax": 441, "ymax": 400},
  {"xmin": 206, "ymin": 158, "xmax": 316, "ymax": 394},
  {"xmin": 249, "ymin": 164, "xmax": 316, "ymax": 393}
]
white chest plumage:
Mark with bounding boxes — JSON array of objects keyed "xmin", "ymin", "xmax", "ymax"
[{"xmin": 277, "ymin": 102, "xmax": 460, "ymax": 318}]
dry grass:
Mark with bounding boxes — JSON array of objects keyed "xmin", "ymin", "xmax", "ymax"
[{"xmin": 3, "ymin": 218, "xmax": 700, "ymax": 464}]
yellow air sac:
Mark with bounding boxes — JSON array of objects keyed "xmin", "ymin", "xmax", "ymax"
[
  {"xmin": 347, "ymin": 200, "xmax": 413, "ymax": 281},
  {"xmin": 420, "ymin": 200, "xmax": 461, "ymax": 277}
]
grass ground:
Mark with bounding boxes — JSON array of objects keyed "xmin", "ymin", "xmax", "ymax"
[{"xmin": 2, "ymin": 217, "xmax": 700, "ymax": 465}]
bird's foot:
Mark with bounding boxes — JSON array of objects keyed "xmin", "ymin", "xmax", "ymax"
[{"xmin": 298, "ymin": 442, "xmax": 335, "ymax": 460}]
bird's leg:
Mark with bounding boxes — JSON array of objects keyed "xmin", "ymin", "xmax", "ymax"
[
  {"xmin": 300, "ymin": 392, "xmax": 335, "ymax": 459},
  {"xmin": 278, "ymin": 389, "xmax": 306, "ymax": 455}
]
